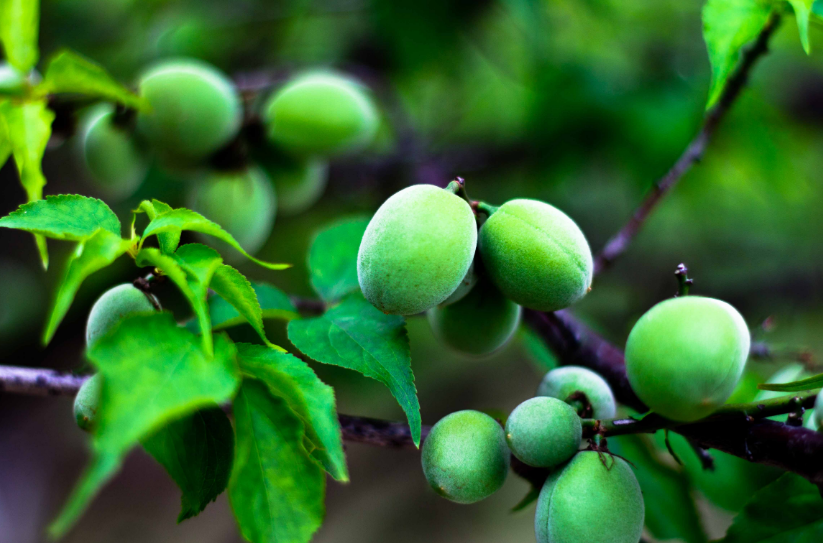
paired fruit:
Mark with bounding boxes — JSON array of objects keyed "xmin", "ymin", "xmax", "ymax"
[
  {"xmin": 263, "ymin": 72, "xmax": 379, "ymax": 157},
  {"xmin": 74, "ymin": 374, "xmax": 103, "ymax": 432},
  {"xmin": 358, "ymin": 185, "xmax": 477, "ymax": 315},
  {"xmin": 86, "ymin": 284, "xmax": 158, "ymax": 347},
  {"xmin": 421, "ymin": 410, "xmax": 510, "ymax": 504},
  {"xmin": 136, "ymin": 59, "xmax": 242, "ymax": 161},
  {"xmin": 537, "ymin": 366, "xmax": 617, "ymax": 419},
  {"xmin": 505, "ymin": 397, "xmax": 581, "ymax": 468},
  {"xmin": 186, "ymin": 167, "xmax": 277, "ymax": 257},
  {"xmin": 535, "ymin": 451, "xmax": 644, "ymax": 543},
  {"xmin": 478, "ymin": 199, "xmax": 593, "ymax": 312},
  {"xmin": 427, "ymin": 279, "xmax": 521, "ymax": 357},
  {"xmin": 625, "ymin": 296, "xmax": 750, "ymax": 422}
]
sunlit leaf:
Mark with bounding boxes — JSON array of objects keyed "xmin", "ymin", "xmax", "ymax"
[
  {"xmin": 0, "ymin": 0, "xmax": 39, "ymax": 72},
  {"xmin": 308, "ymin": 216, "xmax": 369, "ymax": 302},
  {"xmin": 788, "ymin": 0, "xmax": 815, "ymax": 54},
  {"xmin": 0, "ymin": 194, "xmax": 120, "ymax": 240},
  {"xmin": 757, "ymin": 372, "xmax": 823, "ymax": 392}
]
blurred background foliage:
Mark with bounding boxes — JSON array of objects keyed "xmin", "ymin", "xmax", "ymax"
[{"xmin": 1, "ymin": 0, "xmax": 823, "ymax": 542}]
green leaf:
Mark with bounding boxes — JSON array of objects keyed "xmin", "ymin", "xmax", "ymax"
[
  {"xmin": 702, "ymin": 0, "xmax": 773, "ymax": 108},
  {"xmin": 209, "ymin": 281, "xmax": 299, "ymax": 330},
  {"xmin": 229, "ymin": 380, "xmax": 325, "ymax": 543},
  {"xmin": 0, "ymin": 99, "xmax": 11, "ymax": 168},
  {"xmin": 136, "ymin": 200, "xmax": 180, "ymax": 254},
  {"xmin": 757, "ymin": 372, "xmax": 823, "ymax": 392},
  {"xmin": 236, "ymin": 343, "xmax": 348, "ymax": 481},
  {"xmin": 789, "ymin": 0, "xmax": 815, "ymax": 54},
  {"xmin": 511, "ymin": 485, "xmax": 541, "ymax": 513},
  {"xmin": 0, "ymin": 0, "xmax": 39, "ymax": 72},
  {"xmin": 308, "ymin": 217, "xmax": 369, "ymax": 302},
  {"xmin": 288, "ymin": 293, "xmax": 421, "ymax": 447},
  {"xmin": 140, "ymin": 207, "xmax": 290, "ymax": 270},
  {"xmin": 43, "ymin": 229, "xmax": 132, "ymax": 344},
  {"xmin": 40, "ymin": 49, "xmax": 148, "ymax": 110},
  {"xmin": 49, "ymin": 313, "xmax": 240, "ymax": 537},
  {"xmin": 718, "ymin": 473, "xmax": 823, "ymax": 542},
  {"xmin": 518, "ymin": 326, "xmax": 558, "ymax": 371},
  {"xmin": 0, "ymin": 194, "xmax": 120, "ymax": 240},
  {"xmin": 142, "ymin": 407, "xmax": 234, "ymax": 523}
]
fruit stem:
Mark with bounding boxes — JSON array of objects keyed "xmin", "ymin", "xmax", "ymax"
[
  {"xmin": 474, "ymin": 201, "xmax": 499, "ymax": 218},
  {"xmin": 674, "ymin": 263, "xmax": 693, "ymax": 296},
  {"xmin": 445, "ymin": 177, "xmax": 471, "ymax": 203}
]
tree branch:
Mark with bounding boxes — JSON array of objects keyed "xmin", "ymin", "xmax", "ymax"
[{"xmin": 593, "ymin": 15, "xmax": 781, "ymax": 274}]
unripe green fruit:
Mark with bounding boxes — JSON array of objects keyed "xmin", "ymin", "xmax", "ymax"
[
  {"xmin": 421, "ymin": 410, "xmax": 510, "ymax": 504},
  {"xmin": 136, "ymin": 59, "xmax": 241, "ymax": 161},
  {"xmin": 505, "ymin": 397, "xmax": 581, "ymax": 468},
  {"xmin": 427, "ymin": 279, "xmax": 521, "ymax": 357},
  {"xmin": 478, "ymin": 199, "xmax": 593, "ymax": 312},
  {"xmin": 358, "ymin": 185, "xmax": 477, "ymax": 315},
  {"xmin": 263, "ymin": 72, "xmax": 379, "ymax": 157},
  {"xmin": 440, "ymin": 262, "xmax": 477, "ymax": 306},
  {"xmin": 86, "ymin": 284, "xmax": 158, "ymax": 347},
  {"xmin": 74, "ymin": 374, "xmax": 103, "ymax": 432},
  {"xmin": 535, "ymin": 451, "xmax": 644, "ymax": 543},
  {"xmin": 80, "ymin": 105, "xmax": 148, "ymax": 199},
  {"xmin": 187, "ymin": 167, "xmax": 276, "ymax": 257},
  {"xmin": 537, "ymin": 366, "xmax": 617, "ymax": 419},
  {"xmin": 257, "ymin": 150, "xmax": 328, "ymax": 216},
  {"xmin": 625, "ymin": 296, "xmax": 750, "ymax": 422}
]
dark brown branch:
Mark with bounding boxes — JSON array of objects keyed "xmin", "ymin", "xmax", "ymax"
[{"xmin": 593, "ymin": 15, "xmax": 781, "ymax": 275}]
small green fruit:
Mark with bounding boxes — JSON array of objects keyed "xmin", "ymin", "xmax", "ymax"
[
  {"xmin": 625, "ymin": 296, "xmax": 750, "ymax": 422},
  {"xmin": 263, "ymin": 72, "xmax": 379, "ymax": 157},
  {"xmin": 478, "ymin": 199, "xmax": 593, "ymax": 312},
  {"xmin": 74, "ymin": 374, "xmax": 103, "ymax": 432},
  {"xmin": 136, "ymin": 59, "xmax": 241, "ymax": 161},
  {"xmin": 421, "ymin": 410, "xmax": 510, "ymax": 504},
  {"xmin": 535, "ymin": 451, "xmax": 644, "ymax": 543},
  {"xmin": 186, "ymin": 166, "xmax": 277, "ymax": 257},
  {"xmin": 505, "ymin": 397, "xmax": 581, "ymax": 468},
  {"xmin": 440, "ymin": 262, "xmax": 478, "ymax": 306},
  {"xmin": 86, "ymin": 284, "xmax": 158, "ymax": 347},
  {"xmin": 537, "ymin": 366, "xmax": 617, "ymax": 419},
  {"xmin": 80, "ymin": 104, "xmax": 147, "ymax": 199},
  {"xmin": 256, "ymin": 149, "xmax": 328, "ymax": 216},
  {"xmin": 358, "ymin": 185, "xmax": 477, "ymax": 315},
  {"xmin": 427, "ymin": 279, "xmax": 521, "ymax": 357}
]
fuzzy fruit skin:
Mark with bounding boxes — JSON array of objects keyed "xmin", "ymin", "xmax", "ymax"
[
  {"xmin": 81, "ymin": 105, "xmax": 147, "ymax": 199},
  {"xmin": 478, "ymin": 199, "xmax": 592, "ymax": 312},
  {"xmin": 263, "ymin": 72, "xmax": 378, "ymax": 157},
  {"xmin": 440, "ymin": 261, "xmax": 477, "ymax": 306},
  {"xmin": 505, "ymin": 397, "xmax": 581, "ymax": 468},
  {"xmin": 625, "ymin": 296, "xmax": 750, "ymax": 422},
  {"xmin": 74, "ymin": 374, "xmax": 103, "ymax": 432},
  {"xmin": 136, "ymin": 59, "xmax": 241, "ymax": 161},
  {"xmin": 187, "ymin": 167, "xmax": 276, "ymax": 257},
  {"xmin": 256, "ymin": 150, "xmax": 328, "ymax": 216},
  {"xmin": 427, "ymin": 279, "xmax": 521, "ymax": 357},
  {"xmin": 358, "ymin": 185, "xmax": 477, "ymax": 315},
  {"xmin": 86, "ymin": 284, "xmax": 157, "ymax": 347},
  {"xmin": 421, "ymin": 410, "xmax": 510, "ymax": 504},
  {"xmin": 537, "ymin": 366, "xmax": 616, "ymax": 419},
  {"xmin": 535, "ymin": 451, "xmax": 644, "ymax": 543}
]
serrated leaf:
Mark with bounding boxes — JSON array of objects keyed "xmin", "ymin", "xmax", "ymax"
[
  {"xmin": 43, "ymin": 229, "xmax": 132, "ymax": 344},
  {"xmin": 229, "ymin": 379, "xmax": 325, "ymax": 543},
  {"xmin": 757, "ymin": 372, "xmax": 823, "ymax": 392},
  {"xmin": 142, "ymin": 407, "xmax": 234, "ymax": 523},
  {"xmin": 718, "ymin": 473, "xmax": 823, "ymax": 542},
  {"xmin": 140, "ymin": 207, "xmax": 289, "ymax": 270},
  {"xmin": 703, "ymin": 0, "xmax": 773, "ymax": 108},
  {"xmin": 789, "ymin": 0, "xmax": 815, "ymax": 54},
  {"xmin": 0, "ymin": 194, "xmax": 120, "ymax": 240},
  {"xmin": 308, "ymin": 217, "xmax": 369, "ymax": 302},
  {"xmin": 288, "ymin": 292, "xmax": 421, "ymax": 447},
  {"xmin": 210, "ymin": 281, "xmax": 299, "ymax": 330},
  {"xmin": 49, "ymin": 314, "xmax": 240, "ymax": 537},
  {"xmin": 210, "ymin": 265, "xmax": 283, "ymax": 351},
  {"xmin": 0, "ymin": 0, "xmax": 39, "ymax": 72},
  {"xmin": 40, "ymin": 49, "xmax": 148, "ymax": 110},
  {"xmin": 136, "ymin": 200, "xmax": 179, "ymax": 254},
  {"xmin": 236, "ymin": 343, "xmax": 348, "ymax": 481}
]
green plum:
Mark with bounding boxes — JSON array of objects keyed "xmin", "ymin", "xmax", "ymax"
[
  {"xmin": 86, "ymin": 284, "xmax": 158, "ymax": 347},
  {"xmin": 186, "ymin": 166, "xmax": 276, "ymax": 258},
  {"xmin": 74, "ymin": 374, "xmax": 103, "ymax": 432},
  {"xmin": 440, "ymin": 261, "xmax": 478, "ymax": 306},
  {"xmin": 478, "ymin": 199, "xmax": 593, "ymax": 312},
  {"xmin": 505, "ymin": 397, "xmax": 581, "ymax": 468},
  {"xmin": 358, "ymin": 184, "xmax": 477, "ymax": 315},
  {"xmin": 421, "ymin": 410, "xmax": 510, "ymax": 504},
  {"xmin": 537, "ymin": 366, "xmax": 617, "ymax": 419},
  {"xmin": 263, "ymin": 72, "xmax": 379, "ymax": 157},
  {"xmin": 535, "ymin": 451, "xmax": 644, "ymax": 543},
  {"xmin": 136, "ymin": 59, "xmax": 242, "ymax": 161},
  {"xmin": 625, "ymin": 296, "xmax": 750, "ymax": 422},
  {"xmin": 256, "ymin": 148, "xmax": 328, "ymax": 216},
  {"xmin": 427, "ymin": 278, "xmax": 520, "ymax": 357},
  {"xmin": 80, "ymin": 104, "xmax": 148, "ymax": 199}
]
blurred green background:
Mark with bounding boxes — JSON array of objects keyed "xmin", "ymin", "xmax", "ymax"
[{"xmin": 1, "ymin": 0, "xmax": 822, "ymax": 541}]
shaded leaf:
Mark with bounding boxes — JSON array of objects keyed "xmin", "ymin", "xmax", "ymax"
[
  {"xmin": 210, "ymin": 265, "xmax": 282, "ymax": 351},
  {"xmin": 308, "ymin": 217, "xmax": 369, "ymax": 302},
  {"xmin": 0, "ymin": 0, "xmax": 39, "ymax": 72},
  {"xmin": 788, "ymin": 0, "xmax": 815, "ymax": 54},
  {"xmin": 136, "ymin": 200, "xmax": 179, "ymax": 254},
  {"xmin": 0, "ymin": 194, "xmax": 120, "ymax": 240},
  {"xmin": 210, "ymin": 281, "xmax": 298, "ymax": 330},
  {"xmin": 511, "ymin": 485, "xmax": 541, "ymax": 513},
  {"xmin": 288, "ymin": 292, "xmax": 420, "ymax": 446},
  {"xmin": 518, "ymin": 326, "xmax": 558, "ymax": 372}
]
